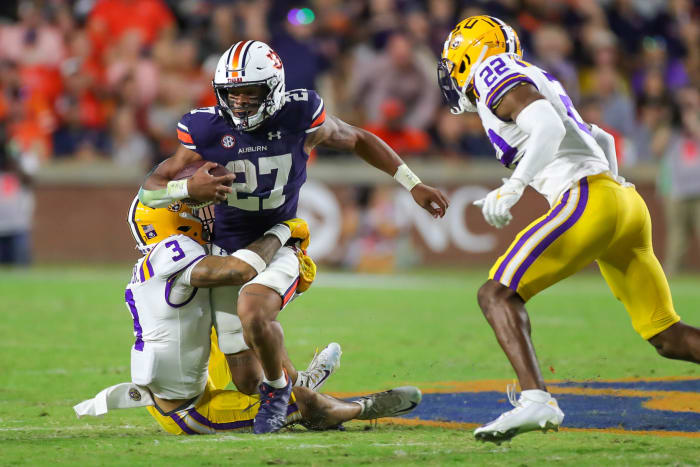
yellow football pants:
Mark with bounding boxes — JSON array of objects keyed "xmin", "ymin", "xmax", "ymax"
[
  {"xmin": 146, "ymin": 328, "xmax": 300, "ymax": 434},
  {"xmin": 489, "ymin": 173, "xmax": 680, "ymax": 339}
]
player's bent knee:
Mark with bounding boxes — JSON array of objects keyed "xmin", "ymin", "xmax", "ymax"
[
  {"xmin": 477, "ymin": 280, "xmax": 517, "ymax": 312},
  {"xmin": 238, "ymin": 308, "xmax": 267, "ymax": 339}
]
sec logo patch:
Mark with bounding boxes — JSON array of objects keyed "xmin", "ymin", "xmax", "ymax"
[{"xmin": 221, "ymin": 135, "xmax": 236, "ymax": 148}]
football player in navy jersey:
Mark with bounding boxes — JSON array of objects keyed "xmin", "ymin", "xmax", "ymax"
[{"xmin": 138, "ymin": 40, "xmax": 449, "ymax": 434}]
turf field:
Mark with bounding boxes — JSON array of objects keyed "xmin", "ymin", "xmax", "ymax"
[{"xmin": 1, "ymin": 266, "xmax": 699, "ymax": 465}]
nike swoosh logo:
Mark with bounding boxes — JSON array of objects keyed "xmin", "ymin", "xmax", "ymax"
[
  {"xmin": 397, "ymin": 401, "xmax": 418, "ymax": 414},
  {"xmin": 312, "ymin": 370, "xmax": 331, "ymax": 389}
]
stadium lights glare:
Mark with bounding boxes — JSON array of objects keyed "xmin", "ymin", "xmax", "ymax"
[{"xmin": 287, "ymin": 8, "xmax": 315, "ymax": 25}]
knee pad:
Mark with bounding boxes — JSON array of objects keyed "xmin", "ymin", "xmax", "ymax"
[
  {"xmin": 213, "ymin": 311, "xmax": 249, "ymax": 354},
  {"xmin": 211, "ymin": 284, "xmax": 249, "ymax": 355}
]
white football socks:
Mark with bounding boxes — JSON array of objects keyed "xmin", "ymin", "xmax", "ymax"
[{"xmin": 264, "ymin": 373, "xmax": 288, "ymax": 389}]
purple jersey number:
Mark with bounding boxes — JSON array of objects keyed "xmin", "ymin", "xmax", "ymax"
[
  {"xmin": 542, "ymin": 71, "xmax": 591, "ymax": 135},
  {"xmin": 479, "ymin": 57, "xmax": 509, "ymax": 87},
  {"xmin": 165, "ymin": 240, "xmax": 186, "ymax": 262}
]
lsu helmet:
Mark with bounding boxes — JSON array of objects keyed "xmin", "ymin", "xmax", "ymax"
[
  {"xmin": 438, "ymin": 16, "xmax": 522, "ymax": 114},
  {"xmin": 212, "ymin": 40, "xmax": 285, "ymax": 131},
  {"xmin": 127, "ymin": 197, "xmax": 212, "ymax": 254}
]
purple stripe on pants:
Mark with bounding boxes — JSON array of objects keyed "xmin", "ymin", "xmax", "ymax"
[
  {"xmin": 124, "ymin": 288, "xmax": 144, "ymax": 351},
  {"xmin": 508, "ymin": 178, "xmax": 589, "ymax": 290},
  {"xmin": 187, "ymin": 409, "xmax": 253, "ymax": 431},
  {"xmin": 493, "ymin": 189, "xmax": 572, "ymax": 282},
  {"xmin": 170, "ymin": 412, "xmax": 198, "ymax": 435}
]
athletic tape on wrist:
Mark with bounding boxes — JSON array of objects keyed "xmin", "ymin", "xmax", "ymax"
[
  {"xmin": 393, "ymin": 164, "xmax": 421, "ymax": 191},
  {"xmin": 231, "ymin": 249, "xmax": 267, "ymax": 275},
  {"xmin": 264, "ymin": 224, "xmax": 292, "ymax": 246},
  {"xmin": 166, "ymin": 179, "xmax": 189, "ymax": 200}
]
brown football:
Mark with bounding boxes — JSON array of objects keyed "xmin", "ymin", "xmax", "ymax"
[
  {"xmin": 173, "ymin": 161, "xmax": 233, "ymax": 207},
  {"xmin": 173, "ymin": 160, "xmax": 232, "ymax": 181}
]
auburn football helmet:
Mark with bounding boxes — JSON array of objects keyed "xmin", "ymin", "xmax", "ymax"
[
  {"xmin": 212, "ymin": 40, "xmax": 285, "ymax": 131},
  {"xmin": 128, "ymin": 197, "xmax": 211, "ymax": 254},
  {"xmin": 438, "ymin": 16, "xmax": 522, "ymax": 114}
]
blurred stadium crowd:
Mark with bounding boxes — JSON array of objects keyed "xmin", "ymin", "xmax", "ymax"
[
  {"xmin": 0, "ymin": 0, "xmax": 698, "ymax": 166},
  {"xmin": 0, "ymin": 0, "xmax": 699, "ymax": 268}
]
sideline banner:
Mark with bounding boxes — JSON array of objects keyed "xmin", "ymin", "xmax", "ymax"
[{"xmin": 33, "ymin": 177, "xmax": 696, "ymax": 269}]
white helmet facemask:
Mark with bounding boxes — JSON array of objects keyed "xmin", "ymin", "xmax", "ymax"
[{"xmin": 212, "ymin": 41, "xmax": 286, "ymax": 131}]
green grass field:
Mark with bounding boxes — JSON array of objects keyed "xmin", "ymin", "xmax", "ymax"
[{"xmin": 1, "ymin": 266, "xmax": 699, "ymax": 465}]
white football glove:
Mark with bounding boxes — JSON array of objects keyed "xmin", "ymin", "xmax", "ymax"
[{"xmin": 474, "ymin": 178, "xmax": 526, "ymax": 229}]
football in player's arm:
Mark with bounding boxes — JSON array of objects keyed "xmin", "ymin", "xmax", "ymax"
[
  {"xmin": 439, "ymin": 15, "xmax": 700, "ymax": 444},
  {"xmin": 140, "ymin": 109, "xmax": 448, "ymax": 219}
]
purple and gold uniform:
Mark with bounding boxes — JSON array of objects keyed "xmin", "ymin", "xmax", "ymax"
[{"xmin": 472, "ymin": 53, "xmax": 680, "ymax": 339}]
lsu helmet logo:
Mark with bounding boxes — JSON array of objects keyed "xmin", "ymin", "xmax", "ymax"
[{"xmin": 167, "ymin": 202, "xmax": 183, "ymax": 212}]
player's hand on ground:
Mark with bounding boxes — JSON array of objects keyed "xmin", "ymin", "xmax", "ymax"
[
  {"xmin": 296, "ymin": 249, "xmax": 316, "ymax": 293},
  {"xmin": 411, "ymin": 183, "xmax": 449, "ymax": 219},
  {"xmin": 474, "ymin": 178, "xmax": 526, "ymax": 229},
  {"xmin": 282, "ymin": 218, "xmax": 310, "ymax": 250},
  {"xmin": 187, "ymin": 162, "xmax": 235, "ymax": 203}
]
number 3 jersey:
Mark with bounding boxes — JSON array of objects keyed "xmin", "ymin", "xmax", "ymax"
[
  {"xmin": 473, "ymin": 53, "xmax": 609, "ymax": 206},
  {"xmin": 177, "ymin": 89, "xmax": 325, "ymax": 252},
  {"xmin": 125, "ymin": 234, "xmax": 210, "ymax": 399}
]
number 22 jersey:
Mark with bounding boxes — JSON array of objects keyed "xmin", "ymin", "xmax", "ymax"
[
  {"xmin": 176, "ymin": 89, "xmax": 325, "ymax": 253},
  {"xmin": 472, "ymin": 53, "xmax": 609, "ymax": 206}
]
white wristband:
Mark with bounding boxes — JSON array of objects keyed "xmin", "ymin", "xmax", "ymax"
[
  {"xmin": 231, "ymin": 249, "xmax": 267, "ymax": 275},
  {"xmin": 393, "ymin": 164, "xmax": 421, "ymax": 191},
  {"xmin": 264, "ymin": 224, "xmax": 292, "ymax": 246},
  {"xmin": 166, "ymin": 179, "xmax": 189, "ymax": 200}
]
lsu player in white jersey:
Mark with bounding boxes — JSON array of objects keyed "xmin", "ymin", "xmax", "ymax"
[
  {"xmin": 74, "ymin": 199, "xmax": 422, "ymax": 434},
  {"xmin": 438, "ymin": 16, "xmax": 700, "ymax": 443}
]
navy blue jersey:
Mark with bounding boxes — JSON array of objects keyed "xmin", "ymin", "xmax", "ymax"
[{"xmin": 177, "ymin": 89, "xmax": 325, "ymax": 252}]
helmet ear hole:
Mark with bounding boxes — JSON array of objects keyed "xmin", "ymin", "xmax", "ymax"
[{"xmin": 459, "ymin": 61, "xmax": 467, "ymax": 73}]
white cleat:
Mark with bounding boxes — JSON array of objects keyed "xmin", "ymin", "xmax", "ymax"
[
  {"xmin": 474, "ymin": 385, "xmax": 564, "ymax": 444},
  {"xmin": 296, "ymin": 343, "xmax": 342, "ymax": 392}
]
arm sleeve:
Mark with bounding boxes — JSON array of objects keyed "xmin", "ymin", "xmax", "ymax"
[
  {"xmin": 138, "ymin": 186, "xmax": 173, "ymax": 208},
  {"xmin": 590, "ymin": 124, "xmax": 618, "ymax": 175},
  {"xmin": 510, "ymin": 99, "xmax": 566, "ymax": 185}
]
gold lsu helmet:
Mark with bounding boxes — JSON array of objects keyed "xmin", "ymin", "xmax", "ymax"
[
  {"xmin": 438, "ymin": 15, "xmax": 522, "ymax": 114},
  {"xmin": 127, "ymin": 196, "xmax": 211, "ymax": 254}
]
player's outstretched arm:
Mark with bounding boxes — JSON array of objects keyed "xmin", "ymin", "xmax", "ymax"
[
  {"xmin": 139, "ymin": 146, "xmax": 234, "ymax": 207},
  {"xmin": 305, "ymin": 114, "xmax": 449, "ymax": 218},
  {"xmin": 189, "ymin": 219, "xmax": 308, "ymax": 287}
]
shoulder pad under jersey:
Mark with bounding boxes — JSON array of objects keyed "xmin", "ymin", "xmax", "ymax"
[
  {"xmin": 473, "ymin": 54, "xmax": 536, "ymax": 112},
  {"xmin": 177, "ymin": 106, "xmax": 225, "ymax": 151}
]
